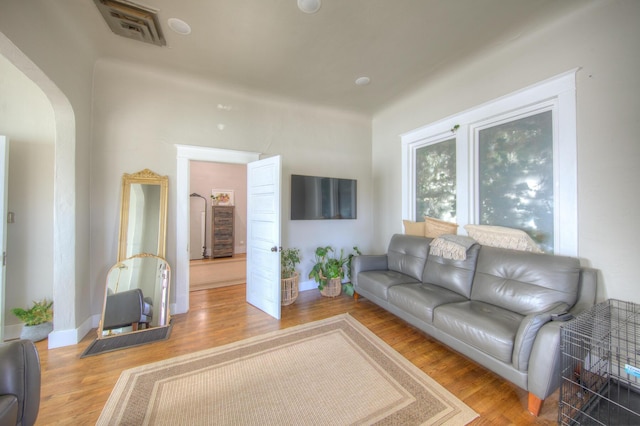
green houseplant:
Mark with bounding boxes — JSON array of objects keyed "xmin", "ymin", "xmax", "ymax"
[
  {"xmin": 281, "ymin": 247, "xmax": 301, "ymax": 279},
  {"xmin": 12, "ymin": 298, "xmax": 53, "ymax": 341},
  {"xmin": 309, "ymin": 246, "xmax": 360, "ymax": 297},
  {"xmin": 281, "ymin": 248, "xmax": 301, "ymax": 305},
  {"xmin": 342, "ymin": 246, "xmax": 362, "ymax": 297}
]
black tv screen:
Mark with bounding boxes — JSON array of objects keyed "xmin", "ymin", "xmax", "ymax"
[{"xmin": 291, "ymin": 174, "xmax": 357, "ymax": 220}]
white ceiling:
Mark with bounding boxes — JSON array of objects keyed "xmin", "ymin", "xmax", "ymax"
[{"xmin": 54, "ymin": 0, "xmax": 588, "ymax": 115}]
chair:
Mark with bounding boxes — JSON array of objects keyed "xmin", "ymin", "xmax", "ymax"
[
  {"xmin": 0, "ymin": 339, "xmax": 41, "ymax": 426},
  {"xmin": 103, "ymin": 288, "xmax": 153, "ymax": 331}
]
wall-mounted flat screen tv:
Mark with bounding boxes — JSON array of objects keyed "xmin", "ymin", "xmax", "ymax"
[{"xmin": 291, "ymin": 174, "xmax": 357, "ymax": 220}]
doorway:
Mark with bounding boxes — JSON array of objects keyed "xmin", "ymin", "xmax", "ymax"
[
  {"xmin": 188, "ymin": 160, "xmax": 247, "ymax": 291},
  {"xmin": 174, "ymin": 145, "xmax": 260, "ymax": 315}
]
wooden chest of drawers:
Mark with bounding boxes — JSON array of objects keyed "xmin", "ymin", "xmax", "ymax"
[{"xmin": 211, "ymin": 206, "xmax": 234, "ymax": 258}]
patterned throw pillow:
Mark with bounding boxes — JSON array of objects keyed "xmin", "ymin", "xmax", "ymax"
[{"xmin": 464, "ymin": 224, "xmax": 543, "ymax": 253}]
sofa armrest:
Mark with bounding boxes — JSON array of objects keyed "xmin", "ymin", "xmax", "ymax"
[
  {"xmin": 527, "ymin": 320, "xmax": 565, "ymax": 400},
  {"xmin": 527, "ymin": 273, "xmax": 598, "ymax": 400},
  {"xmin": 0, "ymin": 340, "xmax": 41, "ymax": 426},
  {"xmin": 512, "ymin": 303, "xmax": 568, "ymax": 371},
  {"xmin": 351, "ymin": 255, "xmax": 388, "ymax": 288},
  {"xmin": 571, "ymin": 267, "xmax": 598, "ymax": 314}
]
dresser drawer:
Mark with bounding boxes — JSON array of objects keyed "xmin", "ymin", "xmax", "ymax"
[{"xmin": 211, "ymin": 206, "xmax": 235, "ymax": 258}]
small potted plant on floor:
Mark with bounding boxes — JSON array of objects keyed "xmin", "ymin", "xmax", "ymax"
[
  {"xmin": 342, "ymin": 246, "xmax": 362, "ymax": 297},
  {"xmin": 309, "ymin": 246, "xmax": 360, "ymax": 297},
  {"xmin": 281, "ymin": 247, "xmax": 301, "ymax": 305},
  {"xmin": 12, "ymin": 298, "xmax": 53, "ymax": 342}
]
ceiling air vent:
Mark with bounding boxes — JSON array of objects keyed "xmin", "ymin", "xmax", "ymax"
[{"xmin": 94, "ymin": 0, "xmax": 166, "ymax": 47}]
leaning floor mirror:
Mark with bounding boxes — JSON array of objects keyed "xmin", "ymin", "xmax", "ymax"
[
  {"xmin": 82, "ymin": 169, "xmax": 171, "ymax": 357},
  {"xmin": 100, "ymin": 253, "xmax": 171, "ymax": 337},
  {"xmin": 117, "ymin": 168, "xmax": 169, "ymax": 262}
]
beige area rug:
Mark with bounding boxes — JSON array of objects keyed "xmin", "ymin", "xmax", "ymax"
[{"xmin": 98, "ymin": 314, "xmax": 478, "ymax": 425}]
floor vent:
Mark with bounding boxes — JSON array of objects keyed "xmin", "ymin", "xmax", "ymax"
[{"xmin": 94, "ymin": 0, "xmax": 166, "ymax": 47}]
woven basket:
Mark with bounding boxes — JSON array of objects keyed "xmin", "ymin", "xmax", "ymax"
[
  {"xmin": 320, "ymin": 275, "xmax": 342, "ymax": 297},
  {"xmin": 281, "ymin": 272, "xmax": 299, "ymax": 306}
]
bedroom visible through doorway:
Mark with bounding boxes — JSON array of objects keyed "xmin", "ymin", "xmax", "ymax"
[{"xmin": 189, "ymin": 160, "xmax": 247, "ymax": 290}]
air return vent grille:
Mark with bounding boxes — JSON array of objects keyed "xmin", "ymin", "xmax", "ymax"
[{"xmin": 94, "ymin": 0, "xmax": 166, "ymax": 47}]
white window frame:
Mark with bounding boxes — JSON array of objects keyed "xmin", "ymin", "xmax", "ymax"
[{"xmin": 401, "ymin": 69, "xmax": 578, "ymax": 256}]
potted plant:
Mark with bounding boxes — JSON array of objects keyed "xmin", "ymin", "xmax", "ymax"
[
  {"xmin": 342, "ymin": 246, "xmax": 362, "ymax": 297},
  {"xmin": 281, "ymin": 248, "xmax": 301, "ymax": 305},
  {"xmin": 309, "ymin": 246, "xmax": 359, "ymax": 297},
  {"xmin": 12, "ymin": 298, "xmax": 53, "ymax": 342}
]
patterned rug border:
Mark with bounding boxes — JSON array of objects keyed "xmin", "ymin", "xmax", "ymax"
[{"xmin": 98, "ymin": 314, "xmax": 478, "ymax": 425}]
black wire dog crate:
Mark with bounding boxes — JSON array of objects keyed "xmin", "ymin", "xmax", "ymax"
[{"xmin": 559, "ymin": 299, "xmax": 640, "ymax": 425}]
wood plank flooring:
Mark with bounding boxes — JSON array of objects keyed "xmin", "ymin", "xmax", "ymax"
[{"xmin": 33, "ymin": 285, "xmax": 560, "ymax": 425}]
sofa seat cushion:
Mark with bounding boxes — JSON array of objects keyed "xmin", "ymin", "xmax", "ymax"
[
  {"xmin": 434, "ymin": 301, "xmax": 523, "ymax": 364},
  {"xmin": 388, "ymin": 283, "xmax": 468, "ymax": 324},
  {"xmin": 357, "ymin": 270, "xmax": 420, "ymax": 301}
]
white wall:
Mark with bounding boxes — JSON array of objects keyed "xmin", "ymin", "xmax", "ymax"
[
  {"xmin": 0, "ymin": 54, "xmax": 54, "ymax": 333},
  {"xmin": 90, "ymin": 59, "xmax": 373, "ymax": 313},
  {"xmin": 1, "ymin": 0, "xmax": 98, "ymax": 347},
  {"xmin": 372, "ymin": 1, "xmax": 640, "ymax": 303}
]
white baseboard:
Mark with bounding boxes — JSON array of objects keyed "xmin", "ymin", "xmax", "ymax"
[
  {"xmin": 299, "ymin": 279, "xmax": 319, "ymax": 292},
  {"xmin": 47, "ymin": 314, "xmax": 97, "ymax": 349}
]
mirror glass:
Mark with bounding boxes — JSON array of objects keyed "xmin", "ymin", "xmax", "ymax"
[
  {"xmin": 118, "ymin": 169, "xmax": 168, "ymax": 262},
  {"xmin": 99, "ymin": 254, "xmax": 171, "ymax": 337}
]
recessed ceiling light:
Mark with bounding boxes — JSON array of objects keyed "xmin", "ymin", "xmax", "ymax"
[
  {"xmin": 355, "ymin": 76, "xmax": 371, "ymax": 86},
  {"xmin": 297, "ymin": 0, "xmax": 321, "ymax": 14},
  {"xmin": 168, "ymin": 18, "xmax": 191, "ymax": 35}
]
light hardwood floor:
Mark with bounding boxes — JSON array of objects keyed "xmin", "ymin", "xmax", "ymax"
[{"xmin": 34, "ymin": 285, "xmax": 560, "ymax": 425}]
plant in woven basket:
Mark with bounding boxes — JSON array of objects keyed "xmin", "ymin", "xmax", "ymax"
[
  {"xmin": 342, "ymin": 246, "xmax": 362, "ymax": 297},
  {"xmin": 12, "ymin": 298, "xmax": 53, "ymax": 326},
  {"xmin": 309, "ymin": 246, "xmax": 345, "ymax": 291},
  {"xmin": 309, "ymin": 246, "xmax": 360, "ymax": 293},
  {"xmin": 281, "ymin": 247, "xmax": 301, "ymax": 279}
]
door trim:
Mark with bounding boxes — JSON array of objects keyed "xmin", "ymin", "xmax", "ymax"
[{"xmin": 175, "ymin": 145, "xmax": 260, "ymax": 314}]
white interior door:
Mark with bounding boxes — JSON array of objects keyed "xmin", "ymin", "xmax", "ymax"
[
  {"xmin": 0, "ymin": 137, "xmax": 9, "ymax": 342},
  {"xmin": 246, "ymin": 155, "xmax": 281, "ymax": 319}
]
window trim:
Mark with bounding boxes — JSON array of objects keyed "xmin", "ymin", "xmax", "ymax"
[{"xmin": 401, "ymin": 69, "xmax": 578, "ymax": 256}]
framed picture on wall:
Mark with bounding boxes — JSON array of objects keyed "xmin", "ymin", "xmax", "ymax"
[{"xmin": 211, "ymin": 189, "xmax": 234, "ymax": 206}]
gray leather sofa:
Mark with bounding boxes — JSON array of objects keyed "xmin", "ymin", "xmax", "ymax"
[
  {"xmin": 0, "ymin": 339, "xmax": 41, "ymax": 426},
  {"xmin": 352, "ymin": 234, "xmax": 597, "ymax": 416}
]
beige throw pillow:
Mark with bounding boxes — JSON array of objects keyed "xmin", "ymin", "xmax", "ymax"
[
  {"xmin": 403, "ymin": 220, "xmax": 425, "ymax": 236},
  {"xmin": 424, "ymin": 216, "xmax": 458, "ymax": 238},
  {"xmin": 464, "ymin": 224, "xmax": 543, "ymax": 253}
]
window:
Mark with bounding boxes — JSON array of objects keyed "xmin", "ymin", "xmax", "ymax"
[
  {"xmin": 401, "ymin": 70, "xmax": 578, "ymax": 255},
  {"xmin": 415, "ymin": 138, "xmax": 456, "ymax": 222}
]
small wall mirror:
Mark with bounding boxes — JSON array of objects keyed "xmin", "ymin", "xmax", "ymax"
[
  {"xmin": 118, "ymin": 169, "xmax": 169, "ymax": 262},
  {"xmin": 99, "ymin": 254, "xmax": 171, "ymax": 337}
]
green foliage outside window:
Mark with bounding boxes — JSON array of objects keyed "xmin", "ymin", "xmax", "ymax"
[
  {"xmin": 415, "ymin": 138, "xmax": 456, "ymax": 221},
  {"xmin": 478, "ymin": 111, "xmax": 554, "ymax": 252}
]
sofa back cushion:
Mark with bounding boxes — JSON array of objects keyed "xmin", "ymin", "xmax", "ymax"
[
  {"xmin": 422, "ymin": 244, "xmax": 480, "ymax": 298},
  {"xmin": 471, "ymin": 246, "xmax": 580, "ymax": 314},
  {"xmin": 387, "ymin": 234, "xmax": 431, "ymax": 282}
]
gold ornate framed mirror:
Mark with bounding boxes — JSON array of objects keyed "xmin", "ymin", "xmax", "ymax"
[
  {"xmin": 98, "ymin": 253, "xmax": 171, "ymax": 338},
  {"xmin": 117, "ymin": 169, "xmax": 169, "ymax": 262}
]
